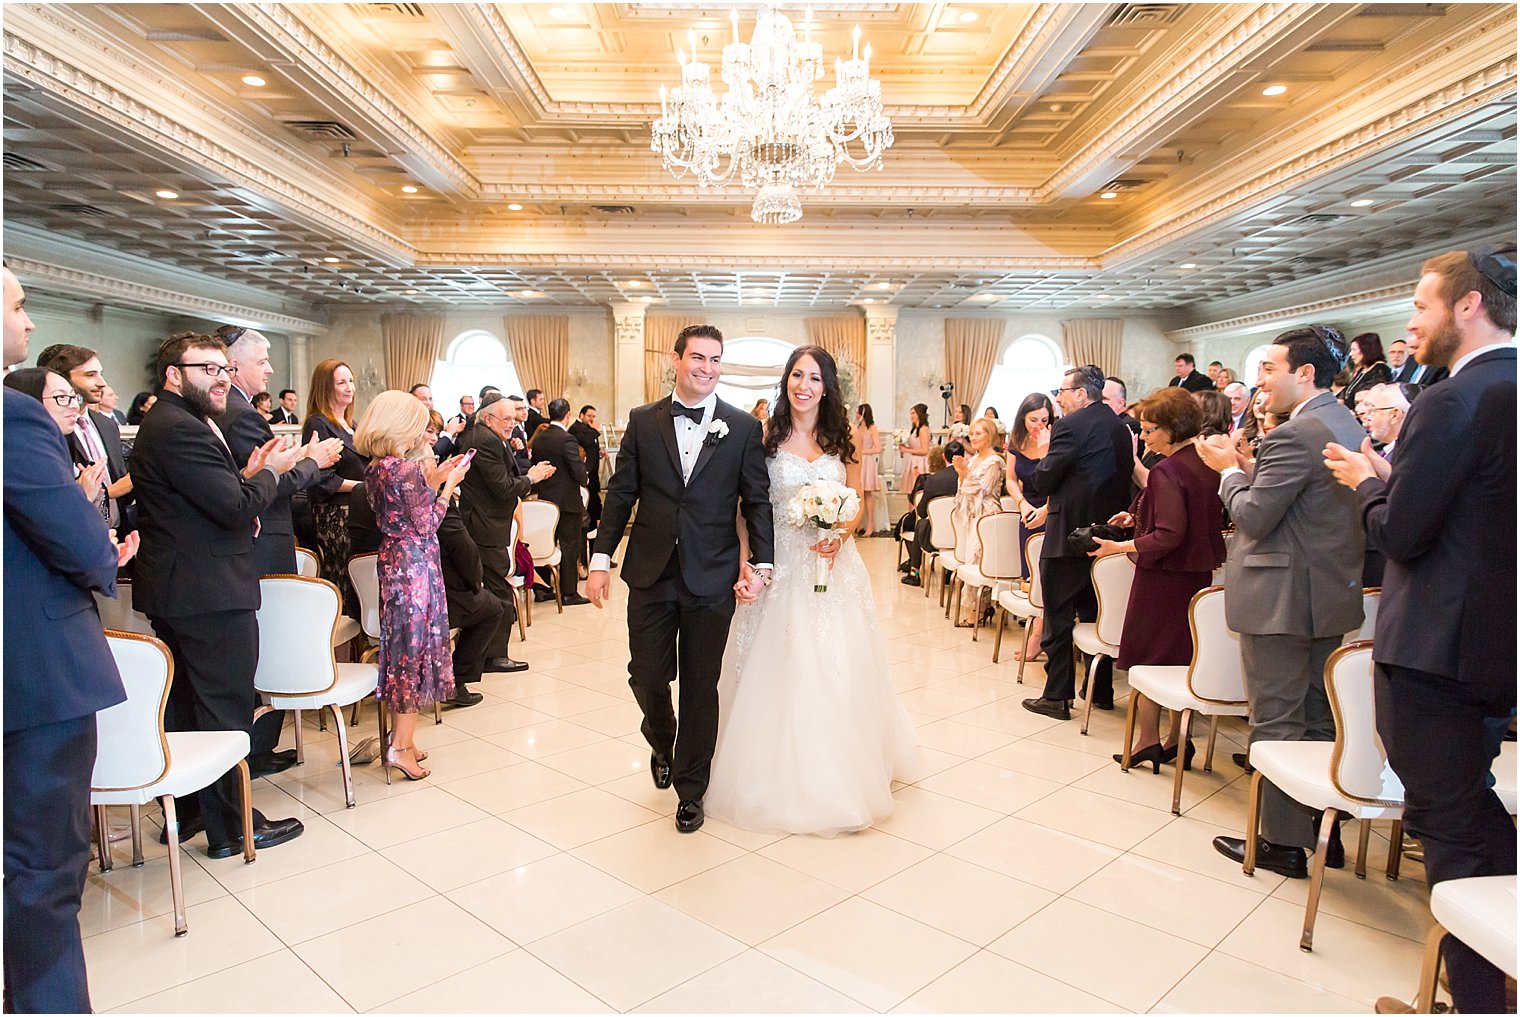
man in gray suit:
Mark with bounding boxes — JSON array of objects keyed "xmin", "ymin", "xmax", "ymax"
[{"xmin": 1196, "ymin": 325, "xmax": 1366, "ymax": 879}]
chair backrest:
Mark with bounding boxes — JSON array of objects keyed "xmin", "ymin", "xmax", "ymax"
[
  {"xmin": 1184, "ymin": 587, "xmax": 1247, "ymax": 704},
  {"xmin": 926, "ymin": 497, "xmax": 954, "ymax": 552},
  {"xmin": 1090, "ymin": 552, "xmax": 1136, "ymax": 647},
  {"xmin": 999, "ymin": 495, "xmax": 1019, "ymax": 514},
  {"xmin": 520, "ymin": 500, "xmax": 561, "ymax": 557},
  {"xmin": 347, "ymin": 554, "xmax": 382, "ymax": 639},
  {"xmin": 294, "ymin": 546, "xmax": 319, "ymax": 578},
  {"xmin": 93, "ymin": 581, "xmax": 154, "ymax": 636},
  {"xmin": 255, "ymin": 576, "xmax": 341, "ymax": 697},
  {"xmin": 1345, "ymin": 588, "xmax": 1379, "ymax": 644},
  {"xmin": 976, "ymin": 513, "xmax": 1023, "ymax": 580},
  {"xmin": 1326, "ymin": 640, "xmax": 1405, "ymax": 806},
  {"xmin": 1025, "ymin": 533, "xmax": 1046, "ymax": 608},
  {"xmin": 952, "ymin": 508, "xmax": 977, "ymax": 563},
  {"xmin": 93, "ymin": 631, "xmax": 173, "ymax": 792}
]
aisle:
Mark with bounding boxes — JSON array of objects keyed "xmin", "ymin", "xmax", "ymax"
[{"xmin": 81, "ymin": 539, "xmax": 1431, "ymax": 1013}]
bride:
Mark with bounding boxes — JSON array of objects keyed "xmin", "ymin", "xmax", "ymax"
[{"xmin": 706, "ymin": 345, "xmax": 920, "ymax": 837}]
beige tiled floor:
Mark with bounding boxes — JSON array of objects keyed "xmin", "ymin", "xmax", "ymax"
[{"xmin": 85, "ymin": 540, "xmax": 1434, "ymax": 1013}]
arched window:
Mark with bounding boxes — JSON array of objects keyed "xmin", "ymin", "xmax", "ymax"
[
  {"xmin": 1242, "ymin": 344, "xmax": 1273, "ymax": 388},
  {"xmin": 430, "ymin": 330, "xmax": 523, "ymax": 417},
  {"xmin": 978, "ymin": 333, "xmax": 1068, "ymax": 419},
  {"xmin": 713, "ymin": 335, "xmax": 794, "ymax": 411}
]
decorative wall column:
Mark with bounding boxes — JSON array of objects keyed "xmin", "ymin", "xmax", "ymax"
[
  {"xmin": 864, "ymin": 305, "xmax": 899, "ymax": 429},
  {"xmin": 611, "ymin": 302, "xmax": 646, "ymax": 427},
  {"xmin": 289, "ymin": 334, "xmax": 311, "ymax": 398}
]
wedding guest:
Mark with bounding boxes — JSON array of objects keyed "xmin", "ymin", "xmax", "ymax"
[
  {"xmin": 853, "ymin": 403, "xmax": 883, "ymax": 536},
  {"xmin": 530, "ymin": 398, "xmax": 590, "ymax": 605},
  {"xmin": 1104, "ymin": 377, "xmax": 1140, "ymax": 434},
  {"xmin": 1389, "ymin": 336, "xmax": 1432, "ymax": 385},
  {"xmin": 568, "ymin": 404, "xmax": 605, "ymax": 561},
  {"xmin": 1207, "ymin": 361, "xmax": 1224, "ymax": 386},
  {"xmin": 950, "ymin": 418, "xmax": 1005, "ymax": 627},
  {"xmin": 127, "ymin": 390, "xmax": 157, "ymax": 425},
  {"xmin": 302, "ymin": 359, "xmax": 367, "ymax": 616},
  {"xmin": 1005, "ymin": 392, "xmax": 1053, "ymax": 660},
  {"xmin": 750, "ymin": 398, "xmax": 769, "ymax": 421},
  {"xmin": 504, "ymin": 394, "xmax": 532, "ymax": 473},
  {"xmin": 251, "ymin": 391, "xmax": 272, "ymax": 416},
  {"xmin": 1169, "ymin": 353, "xmax": 1215, "ymax": 392},
  {"xmin": 1216, "ymin": 367, "xmax": 1237, "ymax": 388},
  {"xmin": 36, "ymin": 344, "xmax": 133, "ymax": 536},
  {"xmin": 3, "ymin": 369, "xmax": 96, "ymax": 496},
  {"xmin": 1340, "ymin": 332, "xmax": 1393, "ymax": 410},
  {"xmin": 1224, "ymin": 383, "xmax": 1251, "ymax": 431},
  {"xmin": 100, "ymin": 384, "xmax": 127, "ymax": 425},
  {"xmin": 524, "ymin": 387, "xmax": 548, "ymax": 440},
  {"xmin": 1097, "ymin": 389, "xmax": 1225, "ymax": 771},
  {"xmin": 899, "ymin": 402, "xmax": 931, "ymax": 491},
  {"xmin": 948, "ymin": 402, "xmax": 973, "ymax": 441},
  {"xmin": 356, "ymin": 392, "xmax": 470, "ymax": 780},
  {"xmin": 1194, "ymin": 389, "xmax": 1233, "ymax": 437},
  {"xmin": 270, "ymin": 388, "xmax": 299, "ymax": 425},
  {"xmin": 900, "ymin": 444, "xmax": 957, "ymax": 586}
]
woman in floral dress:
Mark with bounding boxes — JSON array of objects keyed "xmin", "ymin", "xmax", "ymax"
[{"xmin": 355, "ymin": 391, "xmax": 471, "ymax": 781}]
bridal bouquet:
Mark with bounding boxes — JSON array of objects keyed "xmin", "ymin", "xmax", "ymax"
[{"xmin": 786, "ymin": 480, "xmax": 861, "ymax": 593}]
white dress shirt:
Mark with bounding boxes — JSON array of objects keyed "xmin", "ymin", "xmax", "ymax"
[{"xmin": 1217, "ymin": 393, "xmax": 1314, "ymax": 488}]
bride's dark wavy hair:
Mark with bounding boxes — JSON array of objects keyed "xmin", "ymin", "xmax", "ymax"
[{"xmin": 763, "ymin": 344, "xmax": 856, "ymax": 464}]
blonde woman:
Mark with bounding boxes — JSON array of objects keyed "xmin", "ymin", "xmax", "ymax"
[
  {"xmin": 950, "ymin": 418, "xmax": 1006, "ymax": 626},
  {"xmin": 355, "ymin": 391, "xmax": 471, "ymax": 781}
]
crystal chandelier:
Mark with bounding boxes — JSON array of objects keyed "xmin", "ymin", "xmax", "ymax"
[{"xmin": 651, "ymin": 3, "xmax": 894, "ymax": 225}]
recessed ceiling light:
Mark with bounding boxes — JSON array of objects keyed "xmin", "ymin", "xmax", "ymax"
[
  {"xmin": 403, "ymin": 288, "xmax": 418, "ymax": 294},
  {"xmin": 549, "ymin": 6, "xmax": 572, "ymax": 18},
  {"xmin": 1351, "ymin": 199, "xmax": 1375, "ymax": 207},
  {"xmin": 515, "ymin": 289, "xmax": 545, "ymax": 298},
  {"xmin": 1180, "ymin": 262, "xmax": 1197, "ymax": 269},
  {"xmin": 958, "ymin": 10, "xmax": 978, "ymax": 22},
  {"xmin": 870, "ymin": 281, "xmax": 894, "ymax": 290},
  {"xmin": 154, "ymin": 189, "xmax": 179, "ymax": 200},
  {"xmin": 1100, "ymin": 191, "xmax": 1119, "ymax": 200},
  {"xmin": 1262, "ymin": 84, "xmax": 1288, "ymax": 96},
  {"xmin": 401, "ymin": 185, "xmax": 419, "ymax": 194},
  {"xmin": 640, "ymin": 295, "xmax": 658, "ymax": 303},
  {"xmin": 506, "ymin": 203, "xmax": 524, "ymax": 211},
  {"xmin": 322, "ymin": 256, "xmax": 341, "ymax": 263},
  {"xmin": 621, "ymin": 279, "xmax": 646, "ymax": 288},
  {"xmin": 241, "ymin": 74, "xmax": 266, "ymax": 87}
]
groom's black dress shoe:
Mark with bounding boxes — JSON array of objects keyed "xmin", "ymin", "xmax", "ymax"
[
  {"xmin": 1212, "ymin": 835, "xmax": 1308, "ymax": 879},
  {"xmin": 651, "ymin": 753, "xmax": 673, "ymax": 790},
  {"xmin": 1021, "ymin": 697, "xmax": 1071, "ymax": 721},
  {"xmin": 675, "ymin": 799, "xmax": 704, "ymax": 834},
  {"xmin": 206, "ymin": 817, "xmax": 305, "ymax": 859}
]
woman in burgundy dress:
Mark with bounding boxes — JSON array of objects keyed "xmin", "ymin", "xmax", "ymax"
[
  {"xmin": 354, "ymin": 391, "xmax": 472, "ymax": 781},
  {"xmin": 1089, "ymin": 387, "xmax": 1226, "ymax": 773}
]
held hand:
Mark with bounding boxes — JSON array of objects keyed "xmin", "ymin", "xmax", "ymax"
[
  {"xmin": 1323, "ymin": 441, "xmax": 1378, "ymax": 490},
  {"xmin": 1107, "ymin": 511, "xmax": 1134, "ymax": 528},
  {"xmin": 1194, "ymin": 434, "xmax": 1238, "ymax": 474},
  {"xmin": 810, "ymin": 533, "xmax": 843, "ymax": 560},
  {"xmin": 305, "ymin": 435, "xmax": 344, "ymax": 469},
  {"xmin": 242, "ymin": 438, "xmax": 280, "ymax": 478},
  {"xmin": 115, "ymin": 530, "xmax": 140, "ymax": 567},
  {"xmin": 1023, "ymin": 504, "xmax": 1048, "ymax": 528},
  {"xmin": 263, "ymin": 437, "xmax": 306, "ymax": 476},
  {"xmin": 734, "ymin": 562, "xmax": 759, "ymax": 604},
  {"xmin": 527, "ymin": 462, "xmax": 556, "ymax": 483},
  {"xmin": 1088, "ymin": 536, "xmax": 1131, "ymax": 558},
  {"xmin": 587, "ymin": 569, "xmax": 610, "ymax": 609}
]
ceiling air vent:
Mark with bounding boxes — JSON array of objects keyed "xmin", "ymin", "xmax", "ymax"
[
  {"xmin": 1289, "ymin": 213, "xmax": 1353, "ymax": 227},
  {"xmin": 1107, "ymin": 4, "xmax": 1186, "ymax": 27},
  {"xmin": 2, "ymin": 153, "xmax": 49, "ymax": 171},
  {"xmin": 281, "ymin": 119, "xmax": 359, "ymax": 140},
  {"xmin": 51, "ymin": 203, "xmax": 112, "ymax": 218},
  {"xmin": 368, "ymin": 2, "xmax": 426, "ymax": 16},
  {"xmin": 592, "ymin": 205, "xmax": 637, "ymax": 215}
]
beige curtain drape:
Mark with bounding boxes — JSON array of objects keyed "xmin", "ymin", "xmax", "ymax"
[
  {"xmin": 380, "ymin": 312, "xmax": 444, "ymax": 391},
  {"xmin": 943, "ymin": 318, "xmax": 1006, "ymax": 411},
  {"xmin": 804, "ymin": 315, "xmax": 866, "ymax": 378},
  {"xmin": 1063, "ymin": 319, "xmax": 1123, "ymax": 378},
  {"xmin": 644, "ymin": 315, "xmax": 699, "ymax": 401},
  {"xmin": 505, "ymin": 315, "xmax": 570, "ymax": 400}
]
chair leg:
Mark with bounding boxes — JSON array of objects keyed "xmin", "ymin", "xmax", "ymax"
[
  {"xmin": 160, "ymin": 795, "xmax": 187, "ymax": 937},
  {"xmin": 377, "ymin": 696, "xmax": 392, "ymax": 787},
  {"xmin": 293, "ymin": 714, "xmax": 305, "ymax": 765},
  {"xmin": 1016, "ymin": 638, "xmax": 1028, "ymax": 685},
  {"xmin": 1355, "ymin": 818, "xmax": 1372, "ymax": 880},
  {"xmin": 1170, "ymin": 708, "xmax": 1194, "ymax": 814},
  {"xmin": 1300, "ymin": 806, "xmax": 1337, "ymax": 952},
  {"xmin": 350, "ymin": 701, "xmax": 361, "ymax": 726},
  {"xmin": 553, "ymin": 566, "xmax": 563, "ymax": 613},
  {"xmin": 129, "ymin": 804, "xmax": 144, "ymax": 867},
  {"xmin": 1387, "ymin": 819, "xmax": 1404, "ymax": 880},
  {"xmin": 331, "ymin": 703, "xmax": 356, "ymax": 809},
  {"xmin": 991, "ymin": 606, "xmax": 1005, "ymax": 663},
  {"xmin": 94, "ymin": 806, "xmax": 113, "ymax": 873},
  {"xmin": 1120, "ymin": 692, "xmax": 1139, "ymax": 771},
  {"xmin": 236, "ymin": 760, "xmax": 256, "ymax": 864},
  {"xmin": 1079, "ymin": 654, "xmax": 1102, "ymax": 736},
  {"xmin": 1243, "ymin": 771, "xmax": 1265, "ymax": 875},
  {"xmin": 970, "ymin": 587, "xmax": 980, "ymax": 642},
  {"xmin": 1204, "ymin": 715, "xmax": 1219, "ymax": 773},
  {"xmin": 525, "ymin": 582, "xmax": 533, "ymax": 627},
  {"xmin": 517, "ymin": 594, "xmax": 528, "ymax": 640},
  {"xmin": 1412, "ymin": 921, "xmax": 1448, "ymax": 1014},
  {"xmin": 318, "ymin": 709, "xmax": 327, "ymax": 733}
]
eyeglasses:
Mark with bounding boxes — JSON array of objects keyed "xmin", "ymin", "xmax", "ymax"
[
  {"xmin": 46, "ymin": 392, "xmax": 83, "ymax": 408},
  {"xmin": 1056, "ymin": 386, "xmax": 1079, "ymax": 394},
  {"xmin": 1361, "ymin": 406, "xmax": 1399, "ymax": 417},
  {"xmin": 173, "ymin": 362, "xmax": 236, "ymax": 378},
  {"xmin": 1139, "ymin": 425, "xmax": 1161, "ymax": 436}
]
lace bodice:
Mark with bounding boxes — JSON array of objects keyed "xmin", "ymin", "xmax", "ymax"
[{"xmin": 768, "ymin": 449, "xmax": 848, "ymax": 566}]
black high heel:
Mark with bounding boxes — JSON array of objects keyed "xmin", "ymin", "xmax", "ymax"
[
  {"xmin": 1159, "ymin": 740, "xmax": 1197, "ymax": 771},
  {"xmin": 1114, "ymin": 743, "xmax": 1164, "ymax": 774}
]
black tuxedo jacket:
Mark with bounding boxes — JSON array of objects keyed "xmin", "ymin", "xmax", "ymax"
[
  {"xmin": 594, "ymin": 396, "xmax": 774, "ymax": 597},
  {"xmin": 568, "ymin": 420, "xmax": 602, "ymax": 490},
  {"xmin": 458, "ymin": 424, "xmax": 533, "ymax": 549},
  {"xmin": 1357, "ymin": 345, "xmax": 1516, "ymax": 705},
  {"xmin": 531, "ymin": 424, "xmax": 588, "ymax": 515},
  {"xmin": 223, "ymin": 385, "xmax": 320, "ymax": 576},
  {"xmin": 1169, "ymin": 371, "xmax": 1215, "ymax": 393},
  {"xmin": 525, "ymin": 408, "xmax": 547, "ymax": 441},
  {"xmin": 129, "ymin": 390, "xmax": 279, "ymax": 618},
  {"xmin": 1027, "ymin": 402, "xmax": 1135, "ymax": 560},
  {"xmin": 3, "ymin": 389, "xmax": 125, "ymax": 732},
  {"xmin": 270, "ymin": 407, "xmax": 299, "ymax": 425},
  {"xmin": 915, "ymin": 465, "xmax": 959, "ymax": 519}
]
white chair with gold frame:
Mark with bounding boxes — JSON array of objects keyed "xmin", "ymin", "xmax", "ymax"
[
  {"xmin": 91, "ymin": 630, "xmax": 255, "ymax": 937},
  {"xmin": 1345, "ymin": 587, "xmax": 1380, "ymax": 643},
  {"xmin": 348, "ymin": 554, "xmax": 442, "ymax": 725},
  {"xmin": 1410, "ymin": 874, "xmax": 1518, "ymax": 1013},
  {"xmin": 918, "ymin": 495, "xmax": 951, "ymax": 601},
  {"xmin": 520, "ymin": 499, "xmax": 563, "ymax": 614},
  {"xmin": 992, "ymin": 533, "xmax": 1045, "ymax": 680},
  {"xmin": 926, "ymin": 497, "xmax": 960, "ymax": 607},
  {"xmin": 293, "ymin": 546, "xmax": 319, "ymax": 578},
  {"xmin": 506, "ymin": 516, "xmax": 530, "ymax": 637},
  {"xmin": 93, "ymin": 581, "xmax": 154, "ymax": 636},
  {"xmin": 954, "ymin": 512, "xmax": 1021, "ymax": 642},
  {"xmin": 1072, "ymin": 551, "xmax": 1135, "ymax": 735}
]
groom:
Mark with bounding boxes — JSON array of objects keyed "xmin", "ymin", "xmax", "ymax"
[{"xmin": 588, "ymin": 325, "xmax": 775, "ymax": 832}]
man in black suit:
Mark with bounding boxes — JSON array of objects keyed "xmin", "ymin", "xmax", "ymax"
[
  {"xmin": 531, "ymin": 399, "xmax": 591, "ymax": 605},
  {"xmin": 3, "ymin": 266, "xmax": 133, "ymax": 1014},
  {"xmin": 220, "ymin": 326, "xmax": 342, "ymax": 775},
  {"xmin": 524, "ymin": 387, "xmax": 548, "ymax": 443},
  {"xmin": 1168, "ymin": 353, "xmax": 1215, "ymax": 392},
  {"xmin": 568, "ymin": 404, "xmax": 605, "ymax": 550},
  {"xmin": 37, "ymin": 343, "xmax": 134, "ymax": 536},
  {"xmin": 1102, "ymin": 376, "xmax": 1141, "ymax": 434},
  {"xmin": 901, "ymin": 443, "xmax": 959, "ymax": 586},
  {"xmin": 271, "ymin": 388, "xmax": 300, "ymax": 425},
  {"xmin": 588, "ymin": 325, "xmax": 774, "ymax": 833},
  {"xmin": 504, "ymin": 395, "xmax": 533, "ymax": 474},
  {"xmin": 131, "ymin": 332, "xmax": 312, "ymax": 859},
  {"xmin": 459, "ymin": 394, "xmax": 554, "ymax": 673},
  {"xmin": 1325, "ymin": 245, "xmax": 1517, "ymax": 1016},
  {"xmin": 1022, "ymin": 365, "xmax": 1135, "ymax": 720},
  {"xmin": 409, "ymin": 383, "xmax": 466, "ymax": 457}
]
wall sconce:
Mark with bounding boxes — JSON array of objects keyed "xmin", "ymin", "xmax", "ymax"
[
  {"xmin": 359, "ymin": 357, "xmax": 382, "ymax": 393},
  {"xmin": 918, "ymin": 371, "xmax": 938, "ymax": 390},
  {"xmin": 567, "ymin": 367, "xmax": 589, "ymax": 389}
]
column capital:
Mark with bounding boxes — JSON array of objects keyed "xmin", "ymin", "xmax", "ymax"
[
  {"xmin": 611, "ymin": 301, "xmax": 648, "ymax": 321},
  {"xmin": 862, "ymin": 304, "xmax": 899, "ymax": 326}
]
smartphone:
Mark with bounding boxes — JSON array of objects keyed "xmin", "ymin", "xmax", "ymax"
[{"xmin": 460, "ymin": 448, "xmax": 477, "ymax": 467}]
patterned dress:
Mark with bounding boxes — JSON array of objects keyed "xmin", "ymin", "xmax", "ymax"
[{"xmin": 366, "ymin": 456, "xmax": 454, "ymax": 712}]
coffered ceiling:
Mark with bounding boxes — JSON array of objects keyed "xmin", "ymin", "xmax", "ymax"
[{"xmin": 2, "ymin": 2, "xmax": 1515, "ymax": 319}]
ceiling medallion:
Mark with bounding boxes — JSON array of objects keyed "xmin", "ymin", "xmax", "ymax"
[{"xmin": 651, "ymin": 3, "xmax": 894, "ymax": 225}]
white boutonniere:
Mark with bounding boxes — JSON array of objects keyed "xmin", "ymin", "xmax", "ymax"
[{"xmin": 703, "ymin": 418, "xmax": 729, "ymax": 448}]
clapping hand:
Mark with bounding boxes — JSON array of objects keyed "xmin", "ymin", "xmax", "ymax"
[
  {"xmin": 113, "ymin": 529, "xmax": 140, "ymax": 567},
  {"xmin": 76, "ymin": 461, "xmax": 107, "ymax": 500},
  {"xmin": 242, "ymin": 438, "xmax": 281, "ymax": 478},
  {"xmin": 1324, "ymin": 438, "xmax": 1388, "ymax": 490},
  {"xmin": 425, "ymin": 454, "xmax": 463, "ymax": 491},
  {"xmin": 303, "ymin": 435, "xmax": 344, "ymax": 469},
  {"xmin": 527, "ymin": 461, "xmax": 556, "ymax": 483},
  {"xmin": 1194, "ymin": 433, "xmax": 1242, "ymax": 474},
  {"xmin": 263, "ymin": 437, "xmax": 306, "ymax": 475}
]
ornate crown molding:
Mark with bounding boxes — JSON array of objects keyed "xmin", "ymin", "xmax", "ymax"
[
  {"xmin": 10, "ymin": 255, "xmax": 329, "ymax": 335},
  {"xmin": 1165, "ymin": 283, "xmax": 1412, "ymax": 343}
]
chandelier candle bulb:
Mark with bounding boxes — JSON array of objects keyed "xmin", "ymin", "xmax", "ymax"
[
  {"xmin": 853, "ymin": 25, "xmax": 860, "ymax": 60},
  {"xmin": 732, "ymin": 7, "xmax": 739, "ymax": 43}
]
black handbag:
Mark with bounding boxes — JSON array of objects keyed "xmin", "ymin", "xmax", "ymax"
[{"xmin": 1067, "ymin": 522, "xmax": 1132, "ymax": 555}]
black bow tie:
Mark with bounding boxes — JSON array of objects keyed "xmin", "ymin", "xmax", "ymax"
[{"xmin": 671, "ymin": 402, "xmax": 704, "ymax": 425}]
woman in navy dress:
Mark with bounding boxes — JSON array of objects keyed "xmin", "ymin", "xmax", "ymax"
[
  {"xmin": 1004, "ymin": 392, "xmax": 1053, "ymax": 661},
  {"xmin": 1090, "ymin": 388, "xmax": 1226, "ymax": 773},
  {"xmin": 355, "ymin": 391, "xmax": 471, "ymax": 781},
  {"xmin": 303, "ymin": 359, "xmax": 369, "ymax": 617}
]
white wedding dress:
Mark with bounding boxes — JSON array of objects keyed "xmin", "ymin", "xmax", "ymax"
[{"xmin": 705, "ymin": 450, "xmax": 920, "ymax": 837}]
